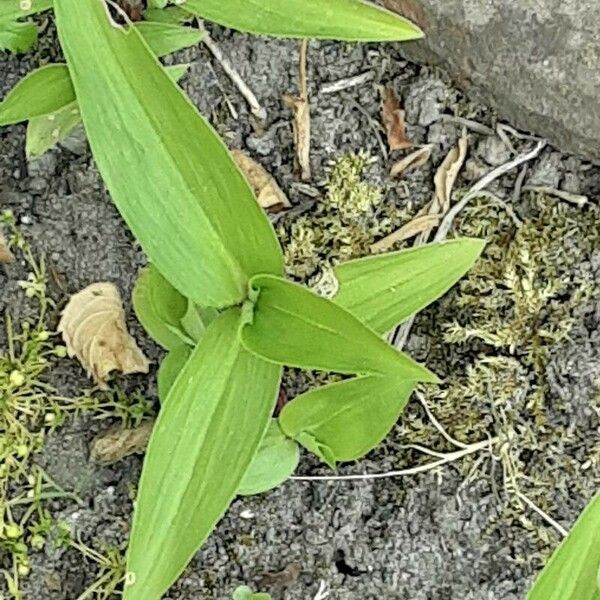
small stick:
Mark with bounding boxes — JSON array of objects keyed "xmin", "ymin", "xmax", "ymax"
[
  {"xmin": 516, "ymin": 490, "xmax": 568, "ymax": 537},
  {"xmin": 320, "ymin": 71, "xmax": 374, "ymax": 94},
  {"xmin": 291, "ymin": 438, "xmax": 494, "ymax": 482},
  {"xmin": 414, "ymin": 390, "xmax": 469, "ymax": 449},
  {"xmin": 199, "ymin": 23, "xmax": 266, "ymax": 121},
  {"xmin": 313, "ymin": 581, "xmax": 330, "ymax": 600},
  {"xmin": 440, "ymin": 115, "xmax": 495, "ymax": 136},
  {"xmin": 522, "ymin": 185, "xmax": 588, "ymax": 207},
  {"xmin": 433, "ymin": 140, "xmax": 546, "ymax": 242}
]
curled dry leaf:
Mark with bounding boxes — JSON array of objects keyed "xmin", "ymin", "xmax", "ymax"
[
  {"xmin": 91, "ymin": 421, "xmax": 154, "ymax": 464},
  {"xmin": 390, "ymin": 144, "xmax": 433, "ymax": 178},
  {"xmin": 381, "ymin": 86, "xmax": 413, "ymax": 151},
  {"xmin": 58, "ymin": 282, "xmax": 149, "ymax": 389},
  {"xmin": 370, "ymin": 214, "xmax": 440, "ymax": 253},
  {"xmin": 0, "ymin": 233, "xmax": 14, "ymax": 264},
  {"xmin": 232, "ymin": 150, "xmax": 291, "ymax": 213},
  {"xmin": 433, "ymin": 130, "xmax": 468, "ymax": 214}
]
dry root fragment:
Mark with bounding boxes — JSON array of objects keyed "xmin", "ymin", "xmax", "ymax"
[
  {"xmin": 232, "ymin": 150, "xmax": 291, "ymax": 213},
  {"xmin": 370, "ymin": 214, "xmax": 440, "ymax": 252},
  {"xmin": 91, "ymin": 421, "xmax": 154, "ymax": 464},
  {"xmin": 390, "ymin": 144, "xmax": 433, "ymax": 178},
  {"xmin": 381, "ymin": 86, "xmax": 413, "ymax": 151},
  {"xmin": 0, "ymin": 233, "xmax": 14, "ymax": 264},
  {"xmin": 284, "ymin": 39, "xmax": 311, "ymax": 180},
  {"xmin": 58, "ymin": 282, "xmax": 149, "ymax": 388},
  {"xmin": 433, "ymin": 130, "xmax": 468, "ymax": 214}
]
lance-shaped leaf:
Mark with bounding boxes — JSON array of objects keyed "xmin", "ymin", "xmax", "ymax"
[
  {"xmin": 132, "ymin": 265, "xmax": 190, "ymax": 351},
  {"xmin": 125, "ymin": 310, "xmax": 282, "ymax": 600},
  {"xmin": 242, "ymin": 274, "xmax": 437, "ymax": 381},
  {"xmin": 183, "ymin": 0, "xmax": 422, "ymax": 42},
  {"xmin": 334, "ymin": 238, "xmax": 485, "ymax": 335},
  {"xmin": 0, "ymin": 0, "xmax": 53, "ymax": 20},
  {"xmin": 238, "ymin": 420, "xmax": 300, "ymax": 496},
  {"xmin": 54, "ymin": 0, "xmax": 283, "ymax": 308},
  {"xmin": 157, "ymin": 344, "xmax": 191, "ymax": 401},
  {"xmin": 279, "ymin": 376, "xmax": 414, "ymax": 467},
  {"xmin": 525, "ymin": 491, "xmax": 600, "ymax": 600},
  {"xmin": 26, "ymin": 101, "xmax": 80, "ymax": 158},
  {"xmin": 134, "ymin": 21, "xmax": 202, "ymax": 57},
  {"xmin": 0, "ymin": 64, "xmax": 74, "ymax": 125},
  {"xmin": 0, "ymin": 18, "xmax": 37, "ymax": 52}
]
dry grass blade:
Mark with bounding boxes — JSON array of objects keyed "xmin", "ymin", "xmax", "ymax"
[
  {"xmin": 370, "ymin": 214, "xmax": 440, "ymax": 252},
  {"xmin": 390, "ymin": 144, "xmax": 433, "ymax": 178},
  {"xmin": 0, "ymin": 233, "xmax": 14, "ymax": 264},
  {"xmin": 381, "ymin": 86, "xmax": 413, "ymax": 151},
  {"xmin": 232, "ymin": 150, "xmax": 291, "ymax": 213},
  {"xmin": 284, "ymin": 39, "xmax": 311, "ymax": 180},
  {"xmin": 91, "ymin": 421, "xmax": 154, "ymax": 464},
  {"xmin": 58, "ymin": 282, "xmax": 149, "ymax": 389},
  {"xmin": 433, "ymin": 130, "xmax": 468, "ymax": 214}
]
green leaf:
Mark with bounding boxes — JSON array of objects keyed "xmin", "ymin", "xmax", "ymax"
[
  {"xmin": 146, "ymin": 0, "xmax": 168, "ymax": 9},
  {"xmin": 157, "ymin": 344, "xmax": 191, "ymax": 401},
  {"xmin": 0, "ymin": 0, "xmax": 53, "ymax": 20},
  {"xmin": 233, "ymin": 587, "xmax": 272, "ymax": 600},
  {"xmin": 144, "ymin": 6, "xmax": 192, "ymax": 25},
  {"xmin": 134, "ymin": 21, "xmax": 202, "ymax": 58},
  {"xmin": 279, "ymin": 376, "xmax": 414, "ymax": 467},
  {"xmin": 525, "ymin": 491, "xmax": 600, "ymax": 600},
  {"xmin": 183, "ymin": 0, "xmax": 422, "ymax": 42},
  {"xmin": 54, "ymin": 0, "xmax": 283, "ymax": 308},
  {"xmin": 165, "ymin": 62, "xmax": 190, "ymax": 82},
  {"xmin": 132, "ymin": 265, "xmax": 190, "ymax": 351},
  {"xmin": 0, "ymin": 18, "xmax": 37, "ymax": 52},
  {"xmin": 241, "ymin": 274, "xmax": 438, "ymax": 381},
  {"xmin": 125, "ymin": 310, "xmax": 282, "ymax": 600},
  {"xmin": 180, "ymin": 302, "xmax": 219, "ymax": 343},
  {"xmin": 334, "ymin": 239, "xmax": 486, "ymax": 335},
  {"xmin": 0, "ymin": 64, "xmax": 74, "ymax": 125},
  {"xmin": 25, "ymin": 100, "xmax": 80, "ymax": 158},
  {"xmin": 238, "ymin": 420, "xmax": 299, "ymax": 496}
]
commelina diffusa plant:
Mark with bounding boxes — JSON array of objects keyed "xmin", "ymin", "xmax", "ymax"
[{"xmin": 0, "ymin": 0, "xmax": 598, "ymax": 599}]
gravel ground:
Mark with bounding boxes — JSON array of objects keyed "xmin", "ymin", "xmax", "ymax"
[{"xmin": 0, "ymin": 15, "xmax": 599, "ymax": 600}]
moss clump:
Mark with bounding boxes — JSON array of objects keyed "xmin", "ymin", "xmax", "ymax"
[
  {"xmin": 277, "ymin": 152, "xmax": 395, "ymax": 283},
  {"xmin": 399, "ymin": 194, "xmax": 599, "ymax": 553}
]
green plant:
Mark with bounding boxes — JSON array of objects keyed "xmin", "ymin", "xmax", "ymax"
[
  {"xmin": 232, "ymin": 585, "xmax": 272, "ymax": 600},
  {"xmin": 525, "ymin": 491, "xmax": 600, "ymax": 600},
  {"xmin": 2, "ymin": 0, "xmax": 483, "ymax": 598}
]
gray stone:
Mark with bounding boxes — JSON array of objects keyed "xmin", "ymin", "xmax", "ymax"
[{"xmin": 384, "ymin": 0, "xmax": 600, "ymax": 162}]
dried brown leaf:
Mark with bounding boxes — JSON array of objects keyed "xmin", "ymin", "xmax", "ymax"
[
  {"xmin": 390, "ymin": 144, "xmax": 433, "ymax": 178},
  {"xmin": 232, "ymin": 150, "xmax": 291, "ymax": 213},
  {"xmin": 0, "ymin": 233, "xmax": 14, "ymax": 265},
  {"xmin": 370, "ymin": 214, "xmax": 440, "ymax": 253},
  {"xmin": 381, "ymin": 86, "xmax": 413, "ymax": 151},
  {"xmin": 58, "ymin": 282, "xmax": 149, "ymax": 389},
  {"xmin": 433, "ymin": 130, "xmax": 468, "ymax": 214},
  {"xmin": 90, "ymin": 421, "xmax": 154, "ymax": 464}
]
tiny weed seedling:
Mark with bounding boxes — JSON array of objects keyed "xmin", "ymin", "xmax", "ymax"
[{"xmin": 1, "ymin": 1, "xmax": 484, "ymax": 598}]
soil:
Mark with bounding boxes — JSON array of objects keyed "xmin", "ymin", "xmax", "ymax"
[{"xmin": 1, "ymin": 16, "xmax": 599, "ymax": 600}]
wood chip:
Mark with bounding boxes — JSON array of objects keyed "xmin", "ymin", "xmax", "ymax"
[
  {"xmin": 232, "ymin": 150, "xmax": 291, "ymax": 213},
  {"xmin": 381, "ymin": 86, "xmax": 413, "ymax": 151},
  {"xmin": 90, "ymin": 421, "xmax": 153, "ymax": 464},
  {"xmin": 284, "ymin": 39, "xmax": 311, "ymax": 180},
  {"xmin": 390, "ymin": 144, "xmax": 433, "ymax": 178},
  {"xmin": 370, "ymin": 214, "xmax": 440, "ymax": 253},
  {"xmin": 260, "ymin": 563, "xmax": 301, "ymax": 587},
  {"xmin": 58, "ymin": 282, "xmax": 149, "ymax": 389},
  {"xmin": 0, "ymin": 233, "xmax": 14, "ymax": 264},
  {"xmin": 433, "ymin": 130, "xmax": 468, "ymax": 214}
]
